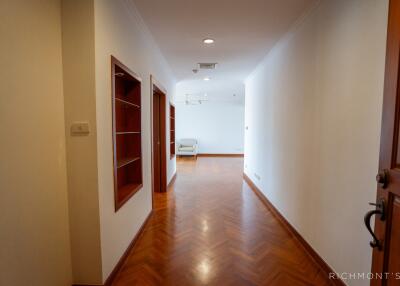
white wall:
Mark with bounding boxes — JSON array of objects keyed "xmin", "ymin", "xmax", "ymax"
[
  {"xmin": 62, "ymin": 0, "xmax": 103, "ymax": 283},
  {"xmin": 176, "ymin": 102, "xmax": 245, "ymax": 154},
  {"xmin": 94, "ymin": 0, "xmax": 176, "ymax": 281},
  {"xmin": 244, "ymin": 1, "xmax": 388, "ymax": 285},
  {"xmin": 175, "ymin": 79, "xmax": 245, "ymax": 154},
  {"xmin": 0, "ymin": 0, "xmax": 72, "ymax": 285}
]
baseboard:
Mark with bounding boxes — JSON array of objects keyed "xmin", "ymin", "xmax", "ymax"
[
  {"xmin": 73, "ymin": 210, "xmax": 153, "ymax": 286},
  {"xmin": 197, "ymin": 153, "xmax": 244, "ymax": 157},
  {"xmin": 104, "ymin": 210, "xmax": 153, "ymax": 285},
  {"xmin": 243, "ymin": 173, "xmax": 346, "ymax": 286},
  {"xmin": 168, "ymin": 172, "xmax": 177, "ymax": 188}
]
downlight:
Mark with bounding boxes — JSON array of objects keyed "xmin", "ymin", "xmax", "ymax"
[{"xmin": 203, "ymin": 38, "xmax": 215, "ymax": 44}]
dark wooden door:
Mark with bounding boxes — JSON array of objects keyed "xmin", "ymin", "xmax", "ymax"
[
  {"xmin": 153, "ymin": 91, "xmax": 161, "ymax": 193},
  {"xmin": 369, "ymin": 1, "xmax": 400, "ymax": 285},
  {"xmin": 152, "ymin": 88, "xmax": 167, "ymax": 193}
]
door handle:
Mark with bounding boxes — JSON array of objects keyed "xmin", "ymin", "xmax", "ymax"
[{"xmin": 364, "ymin": 198, "xmax": 385, "ymax": 249}]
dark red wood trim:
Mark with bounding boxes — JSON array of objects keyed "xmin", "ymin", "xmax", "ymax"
[{"xmin": 243, "ymin": 173, "xmax": 346, "ymax": 286}]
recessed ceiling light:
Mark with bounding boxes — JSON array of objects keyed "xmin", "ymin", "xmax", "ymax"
[
  {"xmin": 203, "ymin": 38, "xmax": 214, "ymax": 44},
  {"xmin": 204, "ymin": 77, "xmax": 210, "ymax": 81}
]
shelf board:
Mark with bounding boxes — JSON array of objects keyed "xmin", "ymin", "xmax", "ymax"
[
  {"xmin": 115, "ymin": 98, "xmax": 140, "ymax": 109},
  {"xmin": 117, "ymin": 183, "xmax": 143, "ymax": 205},
  {"xmin": 116, "ymin": 131, "xmax": 141, "ymax": 135},
  {"xmin": 117, "ymin": 156, "xmax": 140, "ymax": 168}
]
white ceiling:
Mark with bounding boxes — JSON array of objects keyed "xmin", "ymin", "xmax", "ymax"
[{"xmin": 132, "ymin": 0, "xmax": 316, "ymax": 83}]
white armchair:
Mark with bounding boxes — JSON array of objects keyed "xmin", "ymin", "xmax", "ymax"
[{"xmin": 177, "ymin": 138, "xmax": 198, "ymax": 158}]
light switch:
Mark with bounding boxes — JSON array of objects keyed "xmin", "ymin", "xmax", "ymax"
[{"xmin": 71, "ymin": 122, "xmax": 90, "ymax": 136}]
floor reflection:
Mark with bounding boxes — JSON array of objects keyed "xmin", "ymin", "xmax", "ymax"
[{"xmin": 112, "ymin": 157, "xmax": 332, "ymax": 286}]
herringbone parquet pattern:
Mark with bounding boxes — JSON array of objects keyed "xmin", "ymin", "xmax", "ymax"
[{"xmin": 112, "ymin": 157, "xmax": 333, "ymax": 286}]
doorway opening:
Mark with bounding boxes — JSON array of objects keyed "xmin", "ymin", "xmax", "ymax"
[{"xmin": 151, "ymin": 76, "xmax": 167, "ymax": 201}]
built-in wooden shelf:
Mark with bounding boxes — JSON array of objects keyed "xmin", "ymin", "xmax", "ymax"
[
  {"xmin": 170, "ymin": 104, "xmax": 175, "ymax": 158},
  {"xmin": 112, "ymin": 56, "xmax": 143, "ymax": 211}
]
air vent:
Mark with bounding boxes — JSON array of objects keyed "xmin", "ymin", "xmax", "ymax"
[{"xmin": 198, "ymin": 63, "xmax": 218, "ymax": 70}]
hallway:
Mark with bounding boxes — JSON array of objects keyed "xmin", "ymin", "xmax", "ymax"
[
  {"xmin": 2, "ymin": 1, "xmax": 394, "ymax": 285},
  {"xmin": 112, "ymin": 157, "xmax": 332, "ymax": 286}
]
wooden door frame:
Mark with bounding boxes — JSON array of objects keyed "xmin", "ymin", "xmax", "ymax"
[
  {"xmin": 371, "ymin": 0, "xmax": 400, "ymax": 283},
  {"xmin": 150, "ymin": 75, "xmax": 168, "ymax": 207}
]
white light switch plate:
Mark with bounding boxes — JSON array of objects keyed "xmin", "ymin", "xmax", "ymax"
[{"xmin": 71, "ymin": 122, "xmax": 90, "ymax": 136}]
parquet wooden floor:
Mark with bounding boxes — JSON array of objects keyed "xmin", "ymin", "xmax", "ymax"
[{"xmin": 112, "ymin": 157, "xmax": 333, "ymax": 286}]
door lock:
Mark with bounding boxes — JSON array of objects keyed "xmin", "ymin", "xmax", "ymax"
[{"xmin": 376, "ymin": 169, "xmax": 389, "ymax": 189}]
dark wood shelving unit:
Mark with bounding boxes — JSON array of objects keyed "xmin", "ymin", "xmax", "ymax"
[
  {"xmin": 111, "ymin": 56, "xmax": 143, "ymax": 211},
  {"xmin": 170, "ymin": 103, "xmax": 175, "ymax": 158}
]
